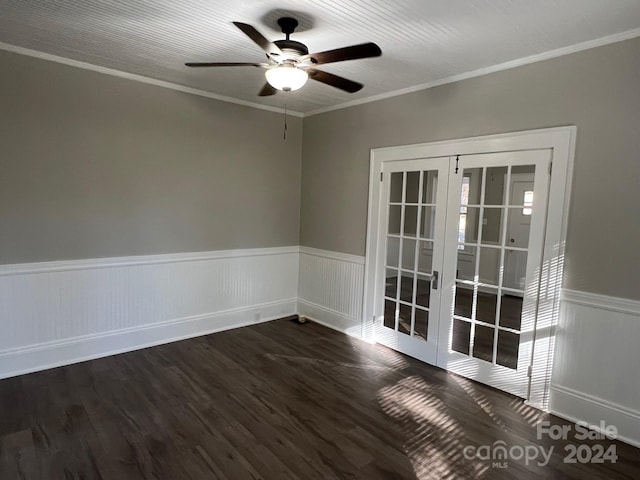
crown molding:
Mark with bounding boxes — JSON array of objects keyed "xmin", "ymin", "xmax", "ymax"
[
  {"xmin": 2, "ymin": 26, "xmax": 639, "ymax": 119},
  {"xmin": 304, "ymin": 27, "xmax": 640, "ymax": 117},
  {"xmin": 0, "ymin": 42, "xmax": 304, "ymax": 118}
]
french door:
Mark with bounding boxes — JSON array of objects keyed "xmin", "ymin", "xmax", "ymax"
[
  {"xmin": 374, "ymin": 149, "xmax": 551, "ymax": 397},
  {"xmin": 374, "ymin": 157, "xmax": 449, "ymax": 364}
]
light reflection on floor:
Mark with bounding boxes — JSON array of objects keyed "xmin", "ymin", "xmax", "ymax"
[
  {"xmin": 371, "ymin": 344, "xmax": 563, "ymax": 479},
  {"xmin": 377, "ymin": 373, "xmax": 490, "ymax": 479}
]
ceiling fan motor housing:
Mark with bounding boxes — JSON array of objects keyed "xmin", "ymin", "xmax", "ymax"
[
  {"xmin": 274, "ymin": 39, "xmax": 309, "ymax": 60},
  {"xmin": 274, "ymin": 18, "xmax": 308, "ymax": 61}
]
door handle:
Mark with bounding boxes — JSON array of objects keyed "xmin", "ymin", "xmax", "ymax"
[{"xmin": 432, "ymin": 271, "xmax": 439, "ymax": 290}]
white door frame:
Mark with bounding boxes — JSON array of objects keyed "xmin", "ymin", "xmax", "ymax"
[{"xmin": 362, "ymin": 126, "xmax": 576, "ymax": 410}]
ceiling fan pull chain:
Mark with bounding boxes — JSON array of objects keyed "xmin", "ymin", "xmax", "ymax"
[{"xmin": 283, "ymin": 104, "xmax": 288, "ymax": 140}]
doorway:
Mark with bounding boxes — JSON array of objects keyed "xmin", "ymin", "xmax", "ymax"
[{"xmin": 364, "ymin": 128, "xmax": 575, "ymax": 408}]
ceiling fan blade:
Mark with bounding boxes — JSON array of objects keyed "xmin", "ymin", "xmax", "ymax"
[
  {"xmin": 185, "ymin": 62, "xmax": 269, "ymax": 68},
  {"xmin": 306, "ymin": 68, "xmax": 363, "ymax": 93},
  {"xmin": 258, "ymin": 83, "xmax": 277, "ymax": 96},
  {"xmin": 301, "ymin": 42, "xmax": 382, "ymax": 65},
  {"xmin": 233, "ymin": 22, "xmax": 284, "ymax": 58}
]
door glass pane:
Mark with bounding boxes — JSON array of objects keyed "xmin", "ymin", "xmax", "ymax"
[
  {"xmin": 459, "ymin": 207, "xmax": 480, "ymax": 245},
  {"xmin": 417, "ymin": 241, "xmax": 433, "ymax": 273},
  {"xmin": 398, "ymin": 304, "xmax": 411, "ymax": 334},
  {"xmin": 497, "ymin": 330, "xmax": 520, "ymax": 369},
  {"xmin": 400, "ymin": 275, "xmax": 414, "ymax": 303},
  {"xmin": 523, "ymin": 191, "xmax": 534, "ymax": 215},
  {"xmin": 388, "ymin": 205, "xmax": 401, "ymax": 234},
  {"xmin": 414, "ymin": 308, "xmax": 428, "ymax": 341},
  {"xmin": 503, "ymin": 249, "xmax": 528, "ymax": 290},
  {"xmin": 420, "ymin": 207, "xmax": 436, "ymax": 239},
  {"xmin": 460, "ymin": 176, "xmax": 470, "ymax": 208},
  {"xmin": 473, "ymin": 325, "xmax": 495, "ymax": 363},
  {"xmin": 416, "ymin": 275, "xmax": 431, "ymax": 308},
  {"xmin": 405, "ymin": 171, "xmax": 420, "ymax": 203},
  {"xmin": 510, "ymin": 165, "xmax": 536, "ymax": 204},
  {"xmin": 384, "ymin": 299, "xmax": 396, "ymax": 329},
  {"xmin": 481, "ymin": 208, "xmax": 504, "ymax": 244},
  {"xmin": 422, "ymin": 170, "xmax": 438, "ymax": 204},
  {"xmin": 386, "ymin": 237, "xmax": 400, "ymax": 267},
  {"xmin": 404, "ymin": 206, "xmax": 418, "ymax": 236},
  {"xmin": 478, "ymin": 247, "xmax": 500, "ymax": 286},
  {"xmin": 484, "ymin": 166, "xmax": 508, "ymax": 205},
  {"xmin": 454, "ymin": 284, "xmax": 473, "ymax": 319},
  {"xmin": 499, "ymin": 294, "xmax": 523, "ymax": 330},
  {"xmin": 511, "ymin": 164, "xmax": 536, "ymax": 175},
  {"xmin": 506, "ymin": 208, "xmax": 532, "ymax": 248},
  {"xmin": 509, "ymin": 166, "xmax": 536, "ymax": 214},
  {"xmin": 476, "ymin": 288, "xmax": 498, "ymax": 324},
  {"xmin": 456, "ymin": 247, "xmax": 476, "ymax": 281},
  {"xmin": 452, "ymin": 319, "xmax": 471, "ymax": 355},
  {"xmin": 462, "ymin": 168, "xmax": 483, "ymax": 205},
  {"xmin": 385, "ymin": 269, "xmax": 398, "ymax": 298},
  {"xmin": 390, "ymin": 172, "xmax": 403, "ymax": 203},
  {"xmin": 401, "ymin": 238, "xmax": 416, "ymax": 270}
]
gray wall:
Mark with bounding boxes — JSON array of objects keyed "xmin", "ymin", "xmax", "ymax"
[
  {"xmin": 0, "ymin": 50, "xmax": 302, "ymax": 264},
  {"xmin": 301, "ymin": 37, "xmax": 640, "ymax": 300}
]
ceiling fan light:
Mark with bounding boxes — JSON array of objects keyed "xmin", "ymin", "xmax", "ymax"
[{"xmin": 265, "ymin": 65, "xmax": 308, "ymax": 91}]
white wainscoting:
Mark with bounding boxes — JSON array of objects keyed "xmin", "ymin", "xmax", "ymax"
[
  {"xmin": 3, "ymin": 244, "xmax": 639, "ymax": 448},
  {"xmin": 0, "ymin": 247, "xmax": 299, "ymax": 380},
  {"xmin": 297, "ymin": 247, "xmax": 365, "ymax": 338},
  {"xmin": 550, "ymin": 290, "xmax": 640, "ymax": 447}
]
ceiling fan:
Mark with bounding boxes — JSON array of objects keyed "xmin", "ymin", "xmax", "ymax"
[{"xmin": 185, "ymin": 17, "xmax": 382, "ymax": 96}]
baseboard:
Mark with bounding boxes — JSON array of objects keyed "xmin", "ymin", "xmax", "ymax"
[
  {"xmin": 550, "ymin": 384, "xmax": 640, "ymax": 448},
  {"xmin": 297, "ymin": 299, "xmax": 364, "ymax": 340},
  {"xmin": 0, "ymin": 299, "xmax": 296, "ymax": 380}
]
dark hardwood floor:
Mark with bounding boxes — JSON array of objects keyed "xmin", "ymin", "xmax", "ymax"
[{"xmin": 1, "ymin": 318, "xmax": 638, "ymax": 479}]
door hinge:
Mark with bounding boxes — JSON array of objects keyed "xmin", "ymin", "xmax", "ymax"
[
  {"xmin": 548, "ymin": 162, "xmax": 553, "ymax": 175},
  {"xmin": 380, "ymin": 172, "xmax": 383, "ymax": 182},
  {"xmin": 372, "ymin": 314, "xmax": 376, "ymax": 324},
  {"xmin": 527, "ymin": 365, "xmax": 533, "ymax": 377}
]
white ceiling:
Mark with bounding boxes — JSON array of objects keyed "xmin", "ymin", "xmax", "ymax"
[{"xmin": 1, "ymin": 0, "xmax": 639, "ymax": 115}]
